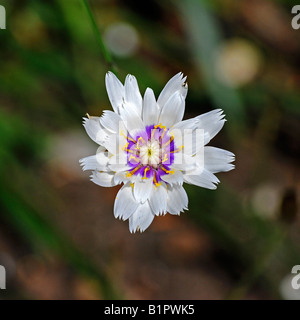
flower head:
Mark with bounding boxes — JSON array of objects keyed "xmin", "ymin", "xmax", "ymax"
[{"xmin": 80, "ymin": 72, "xmax": 235, "ymax": 233}]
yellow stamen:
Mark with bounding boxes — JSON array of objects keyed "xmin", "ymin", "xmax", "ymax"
[
  {"xmin": 142, "ymin": 167, "xmax": 149, "ymax": 179},
  {"xmin": 161, "ymin": 166, "xmax": 175, "ymax": 175},
  {"xmin": 162, "ymin": 154, "xmax": 168, "ymax": 163},
  {"xmin": 125, "ymin": 148, "xmax": 135, "ymax": 154},
  {"xmin": 122, "ymin": 142, "xmax": 129, "ymax": 151},
  {"xmin": 151, "ymin": 123, "xmax": 162, "ymax": 138},
  {"xmin": 126, "ymin": 165, "xmax": 141, "ymax": 178},
  {"xmin": 154, "ymin": 124, "xmax": 166, "ymax": 130},
  {"xmin": 153, "ymin": 173, "xmax": 161, "ymax": 187},
  {"xmin": 120, "ymin": 130, "xmax": 136, "ymax": 143},
  {"xmin": 129, "ymin": 154, "xmax": 139, "ymax": 162},
  {"xmin": 151, "ymin": 128, "xmax": 157, "ymax": 138},
  {"xmin": 163, "ymin": 135, "xmax": 174, "ymax": 147},
  {"xmin": 170, "ymin": 145, "xmax": 184, "ymax": 153},
  {"xmin": 136, "ymin": 137, "xmax": 145, "ymax": 148},
  {"xmin": 161, "ymin": 127, "xmax": 167, "ymax": 140},
  {"xmin": 127, "ymin": 136, "xmax": 136, "ymax": 143},
  {"xmin": 120, "ymin": 130, "xmax": 127, "ymax": 139}
]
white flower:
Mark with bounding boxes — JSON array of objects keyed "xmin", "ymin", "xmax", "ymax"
[{"xmin": 80, "ymin": 72, "xmax": 235, "ymax": 233}]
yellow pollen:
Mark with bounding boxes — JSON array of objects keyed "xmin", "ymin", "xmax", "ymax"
[
  {"xmin": 125, "ymin": 148, "xmax": 135, "ymax": 154},
  {"xmin": 153, "ymin": 173, "xmax": 161, "ymax": 187},
  {"xmin": 129, "ymin": 155, "xmax": 139, "ymax": 162},
  {"xmin": 170, "ymin": 145, "xmax": 184, "ymax": 153},
  {"xmin": 151, "ymin": 128, "xmax": 157, "ymax": 138},
  {"xmin": 151, "ymin": 123, "xmax": 162, "ymax": 138},
  {"xmin": 142, "ymin": 167, "xmax": 149, "ymax": 179},
  {"xmin": 122, "ymin": 142, "xmax": 129, "ymax": 151},
  {"xmin": 128, "ymin": 136, "xmax": 136, "ymax": 143},
  {"xmin": 161, "ymin": 127, "xmax": 167, "ymax": 140},
  {"xmin": 162, "ymin": 154, "xmax": 168, "ymax": 163},
  {"xmin": 120, "ymin": 130, "xmax": 136, "ymax": 143},
  {"xmin": 163, "ymin": 135, "xmax": 174, "ymax": 147},
  {"xmin": 154, "ymin": 123, "xmax": 166, "ymax": 130},
  {"xmin": 161, "ymin": 166, "xmax": 175, "ymax": 175},
  {"xmin": 137, "ymin": 137, "xmax": 145, "ymax": 148},
  {"xmin": 126, "ymin": 165, "xmax": 141, "ymax": 177},
  {"xmin": 120, "ymin": 130, "xmax": 126, "ymax": 137}
]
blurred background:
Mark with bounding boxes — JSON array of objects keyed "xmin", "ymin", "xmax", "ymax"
[{"xmin": 0, "ymin": 0, "xmax": 300, "ymax": 300}]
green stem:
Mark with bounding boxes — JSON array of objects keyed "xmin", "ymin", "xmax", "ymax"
[{"xmin": 82, "ymin": 0, "xmax": 117, "ymax": 74}]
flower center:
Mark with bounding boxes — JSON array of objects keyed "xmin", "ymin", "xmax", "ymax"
[
  {"xmin": 125, "ymin": 124, "xmax": 177, "ymax": 185},
  {"xmin": 140, "ymin": 140, "xmax": 160, "ymax": 167}
]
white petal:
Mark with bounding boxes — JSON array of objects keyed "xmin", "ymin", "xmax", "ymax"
[
  {"xmin": 170, "ymin": 110, "xmax": 226, "ymax": 153},
  {"xmin": 149, "ymin": 182, "xmax": 167, "ymax": 216},
  {"xmin": 142, "ymin": 88, "xmax": 159, "ymax": 126},
  {"xmin": 196, "ymin": 109, "xmax": 226, "ymax": 144},
  {"xmin": 202, "ymin": 146, "xmax": 235, "ymax": 173},
  {"xmin": 99, "ymin": 110, "xmax": 125, "ymax": 133},
  {"xmin": 183, "ymin": 168, "xmax": 220, "ymax": 190},
  {"xmin": 170, "ymin": 120, "xmax": 203, "ymax": 156},
  {"xmin": 166, "ymin": 184, "xmax": 188, "ymax": 215},
  {"xmin": 91, "ymin": 171, "xmax": 117, "ymax": 187},
  {"xmin": 114, "ymin": 183, "xmax": 139, "ymax": 220},
  {"xmin": 157, "ymin": 72, "xmax": 187, "ymax": 108},
  {"xmin": 172, "ymin": 153, "xmax": 197, "ymax": 171},
  {"xmin": 95, "ymin": 149, "xmax": 110, "ymax": 167},
  {"xmin": 124, "ymin": 74, "xmax": 143, "ymax": 117},
  {"xmin": 102, "ymin": 131, "xmax": 127, "ymax": 155},
  {"xmin": 159, "ymin": 91, "xmax": 185, "ymax": 128},
  {"xmin": 129, "ymin": 201, "xmax": 155, "ymax": 233},
  {"xmin": 113, "ymin": 171, "xmax": 131, "ymax": 185},
  {"xmin": 181, "ymin": 82, "xmax": 188, "ymax": 99},
  {"xmin": 79, "ymin": 149, "xmax": 109, "ymax": 171},
  {"xmin": 105, "ymin": 72, "xmax": 124, "ymax": 114},
  {"xmin": 183, "ymin": 129, "xmax": 206, "ymax": 156},
  {"xmin": 171, "ymin": 117, "xmax": 199, "ymax": 131},
  {"xmin": 108, "ymin": 153, "xmax": 131, "ymax": 172},
  {"xmin": 83, "ymin": 117, "xmax": 108, "ymax": 145},
  {"xmin": 161, "ymin": 169, "xmax": 183, "ymax": 185},
  {"xmin": 170, "ymin": 126, "xmax": 206, "ymax": 156},
  {"xmin": 119, "ymin": 102, "xmax": 145, "ymax": 137},
  {"xmin": 133, "ymin": 176, "xmax": 154, "ymax": 203},
  {"xmin": 80, "ymin": 155, "xmax": 99, "ymax": 171}
]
